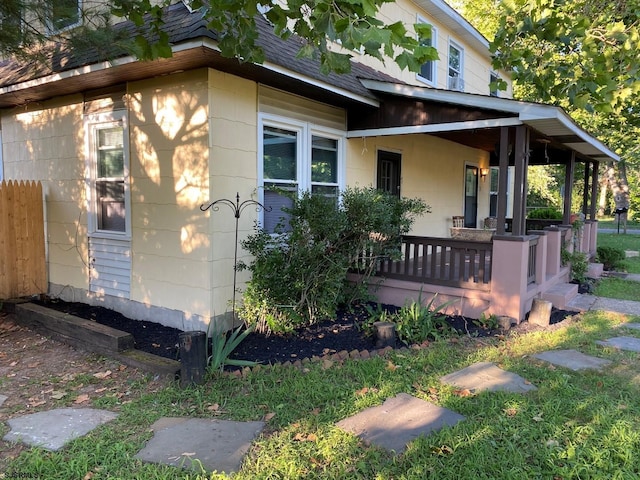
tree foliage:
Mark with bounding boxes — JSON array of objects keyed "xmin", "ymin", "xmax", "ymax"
[
  {"xmin": 0, "ymin": 0, "xmax": 438, "ymax": 75},
  {"xmin": 457, "ymin": 0, "xmax": 639, "ymax": 217},
  {"xmin": 491, "ymin": 0, "xmax": 640, "ymax": 115}
]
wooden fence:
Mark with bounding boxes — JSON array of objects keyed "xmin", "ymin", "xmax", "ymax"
[{"xmin": 0, "ymin": 180, "xmax": 47, "ymax": 299}]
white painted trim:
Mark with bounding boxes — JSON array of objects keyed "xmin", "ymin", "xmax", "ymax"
[
  {"xmin": 259, "ymin": 60, "xmax": 380, "ymax": 108},
  {"xmin": 347, "ymin": 117, "xmax": 523, "ymax": 138},
  {"xmin": 447, "ymin": 38, "xmax": 464, "ymax": 90},
  {"xmin": 84, "ymin": 110, "xmax": 132, "ymax": 239},
  {"xmin": 357, "ymin": 80, "xmax": 620, "ymax": 161},
  {"xmin": 258, "ymin": 112, "xmax": 347, "ymax": 230},
  {"xmin": 420, "ymin": 0, "xmax": 489, "ymax": 49},
  {"xmin": 416, "ymin": 16, "xmax": 437, "ymax": 88}
]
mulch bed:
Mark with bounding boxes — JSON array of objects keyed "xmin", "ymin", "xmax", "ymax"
[{"xmin": 33, "ymin": 299, "xmax": 577, "ymax": 366}]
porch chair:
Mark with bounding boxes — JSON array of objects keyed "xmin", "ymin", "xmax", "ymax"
[{"xmin": 452, "ymin": 216, "xmax": 465, "ymax": 227}]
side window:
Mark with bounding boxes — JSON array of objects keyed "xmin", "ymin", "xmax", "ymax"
[
  {"xmin": 448, "ymin": 41, "xmax": 464, "ymax": 91},
  {"xmin": 417, "ymin": 20, "xmax": 436, "ymax": 86},
  {"xmin": 490, "ymin": 72, "xmax": 500, "ymax": 97},
  {"xmin": 48, "ymin": 0, "xmax": 81, "ymax": 32},
  {"xmin": 86, "ymin": 112, "xmax": 130, "ymax": 235},
  {"xmin": 262, "ymin": 125, "xmax": 300, "ymax": 233},
  {"xmin": 260, "ymin": 116, "xmax": 344, "ymax": 233}
]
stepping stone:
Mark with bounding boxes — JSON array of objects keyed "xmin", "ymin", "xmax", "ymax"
[
  {"xmin": 533, "ymin": 349, "xmax": 612, "ymax": 371},
  {"xmin": 0, "ymin": 394, "xmax": 7, "ymax": 407},
  {"xmin": 135, "ymin": 417, "xmax": 265, "ymax": 474},
  {"xmin": 590, "ymin": 298, "xmax": 640, "ymax": 316},
  {"xmin": 440, "ymin": 362, "xmax": 537, "ymax": 394},
  {"xmin": 617, "ymin": 323, "xmax": 640, "ymax": 331},
  {"xmin": 3, "ymin": 408, "xmax": 118, "ymax": 451},
  {"xmin": 597, "ymin": 336, "xmax": 640, "ymax": 352},
  {"xmin": 336, "ymin": 393, "xmax": 464, "ymax": 453}
]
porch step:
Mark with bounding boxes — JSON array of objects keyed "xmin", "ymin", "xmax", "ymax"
[
  {"xmin": 541, "ymin": 283, "xmax": 579, "ymax": 310},
  {"xmin": 587, "ymin": 262, "xmax": 604, "ymax": 279}
]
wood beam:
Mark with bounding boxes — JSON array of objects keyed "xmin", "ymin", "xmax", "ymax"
[
  {"xmin": 511, "ymin": 126, "xmax": 529, "ymax": 235},
  {"xmin": 590, "ymin": 161, "xmax": 599, "ymax": 220},
  {"xmin": 563, "ymin": 151, "xmax": 576, "ymax": 224},
  {"xmin": 497, "ymin": 126, "xmax": 510, "ymax": 235}
]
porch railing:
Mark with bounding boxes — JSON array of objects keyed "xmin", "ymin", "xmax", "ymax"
[
  {"xmin": 527, "ymin": 237, "xmax": 538, "ymax": 285},
  {"xmin": 376, "ymin": 236, "xmax": 492, "ymax": 291}
]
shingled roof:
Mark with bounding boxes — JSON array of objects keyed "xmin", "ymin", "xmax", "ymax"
[{"xmin": 0, "ymin": 2, "xmax": 401, "ymax": 107}]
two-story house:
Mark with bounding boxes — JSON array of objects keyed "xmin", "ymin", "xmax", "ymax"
[{"xmin": 0, "ymin": 0, "xmax": 618, "ymax": 330}]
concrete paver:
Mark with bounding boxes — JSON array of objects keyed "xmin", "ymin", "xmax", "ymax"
[
  {"xmin": 336, "ymin": 393, "xmax": 465, "ymax": 453},
  {"xmin": 617, "ymin": 322, "xmax": 640, "ymax": 330},
  {"xmin": 440, "ymin": 362, "xmax": 537, "ymax": 394},
  {"xmin": 532, "ymin": 349, "xmax": 612, "ymax": 371},
  {"xmin": 590, "ymin": 298, "xmax": 640, "ymax": 316},
  {"xmin": 596, "ymin": 336, "xmax": 640, "ymax": 352},
  {"xmin": 3, "ymin": 408, "xmax": 118, "ymax": 451},
  {"xmin": 134, "ymin": 417, "xmax": 265, "ymax": 474}
]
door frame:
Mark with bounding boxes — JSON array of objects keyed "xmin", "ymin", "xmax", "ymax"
[
  {"xmin": 376, "ymin": 149, "xmax": 402, "ymax": 197},
  {"xmin": 464, "ymin": 163, "xmax": 479, "ymax": 228}
]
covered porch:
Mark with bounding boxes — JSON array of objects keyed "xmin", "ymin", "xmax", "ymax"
[{"xmin": 348, "ymin": 81, "xmax": 618, "ymax": 321}]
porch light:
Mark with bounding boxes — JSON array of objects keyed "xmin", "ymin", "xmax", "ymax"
[{"xmin": 480, "ymin": 168, "xmax": 489, "ymax": 181}]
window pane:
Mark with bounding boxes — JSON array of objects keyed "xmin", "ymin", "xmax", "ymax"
[
  {"xmin": 264, "ymin": 126, "xmax": 297, "ymax": 180},
  {"xmin": 97, "ymin": 127, "xmax": 124, "ymax": 178},
  {"xmin": 97, "ymin": 180, "xmax": 125, "ymax": 232},
  {"xmin": 419, "ymin": 33, "xmax": 434, "ymax": 82},
  {"xmin": 263, "ymin": 186, "xmax": 295, "ymax": 233},
  {"xmin": 449, "ymin": 45, "xmax": 461, "ymax": 77},
  {"xmin": 51, "ymin": 0, "xmax": 79, "ymax": 30},
  {"xmin": 311, "ymin": 136, "xmax": 337, "ymax": 183}
]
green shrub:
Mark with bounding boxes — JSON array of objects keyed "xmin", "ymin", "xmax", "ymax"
[
  {"xmin": 527, "ymin": 207, "xmax": 563, "ymax": 219},
  {"xmin": 597, "ymin": 245, "xmax": 626, "ymax": 271},
  {"xmin": 238, "ymin": 187, "xmax": 429, "ymax": 333}
]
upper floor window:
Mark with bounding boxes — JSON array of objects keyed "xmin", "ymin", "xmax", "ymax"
[
  {"xmin": 448, "ymin": 41, "xmax": 464, "ymax": 91},
  {"xmin": 417, "ymin": 21, "xmax": 436, "ymax": 86},
  {"xmin": 48, "ymin": 0, "xmax": 81, "ymax": 32},
  {"xmin": 86, "ymin": 111, "xmax": 130, "ymax": 236},
  {"xmin": 259, "ymin": 115, "xmax": 344, "ymax": 233},
  {"xmin": 490, "ymin": 72, "xmax": 500, "ymax": 97}
]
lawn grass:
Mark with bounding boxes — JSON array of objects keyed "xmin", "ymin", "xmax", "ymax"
[
  {"xmin": 597, "ymin": 233, "xmax": 640, "ymax": 273},
  {"xmin": 597, "ymin": 216, "xmax": 640, "ymax": 229},
  {"xmin": 5, "ymin": 311, "xmax": 640, "ymax": 479},
  {"xmin": 594, "ymin": 278, "xmax": 640, "ymax": 301}
]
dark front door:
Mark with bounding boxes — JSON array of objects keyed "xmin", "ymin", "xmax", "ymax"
[
  {"xmin": 377, "ymin": 151, "xmax": 401, "ymax": 197},
  {"xmin": 464, "ymin": 165, "xmax": 478, "ymax": 228}
]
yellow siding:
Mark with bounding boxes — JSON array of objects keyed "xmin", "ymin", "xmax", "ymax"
[
  {"xmin": 1, "ymin": 97, "xmax": 89, "ymax": 292},
  {"xmin": 348, "ymin": 0, "xmax": 512, "ymax": 96},
  {"xmin": 346, "ymin": 134, "xmax": 490, "ymax": 237},
  {"xmin": 127, "ymin": 70, "xmax": 213, "ymax": 318},
  {"xmin": 207, "ymin": 69, "xmax": 259, "ymax": 322}
]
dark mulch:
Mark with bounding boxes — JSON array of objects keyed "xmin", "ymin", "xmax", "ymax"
[{"xmin": 32, "ymin": 299, "xmax": 578, "ymax": 366}]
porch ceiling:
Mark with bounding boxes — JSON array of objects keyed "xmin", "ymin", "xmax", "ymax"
[{"xmin": 349, "ymin": 80, "xmax": 619, "ymax": 165}]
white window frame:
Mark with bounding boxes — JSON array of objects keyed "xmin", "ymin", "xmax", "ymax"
[
  {"xmin": 448, "ymin": 39, "xmax": 464, "ymax": 91},
  {"xmin": 85, "ymin": 110, "xmax": 131, "ymax": 239},
  {"xmin": 490, "ymin": 71, "xmax": 500, "ymax": 97},
  {"xmin": 258, "ymin": 113, "xmax": 346, "ymax": 231},
  {"xmin": 416, "ymin": 17, "xmax": 437, "ymax": 87},
  {"xmin": 47, "ymin": 0, "xmax": 82, "ymax": 34}
]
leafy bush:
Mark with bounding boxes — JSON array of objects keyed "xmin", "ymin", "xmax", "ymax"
[
  {"xmin": 238, "ymin": 187, "xmax": 429, "ymax": 333},
  {"xmin": 527, "ymin": 207, "xmax": 563, "ymax": 219},
  {"xmin": 597, "ymin": 245, "xmax": 626, "ymax": 271}
]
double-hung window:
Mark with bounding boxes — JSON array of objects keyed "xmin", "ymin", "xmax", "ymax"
[
  {"xmin": 417, "ymin": 19, "xmax": 436, "ymax": 86},
  {"xmin": 448, "ymin": 41, "xmax": 464, "ymax": 91},
  {"xmin": 260, "ymin": 115, "xmax": 344, "ymax": 233},
  {"xmin": 86, "ymin": 112, "xmax": 130, "ymax": 236},
  {"xmin": 48, "ymin": 0, "xmax": 81, "ymax": 32}
]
